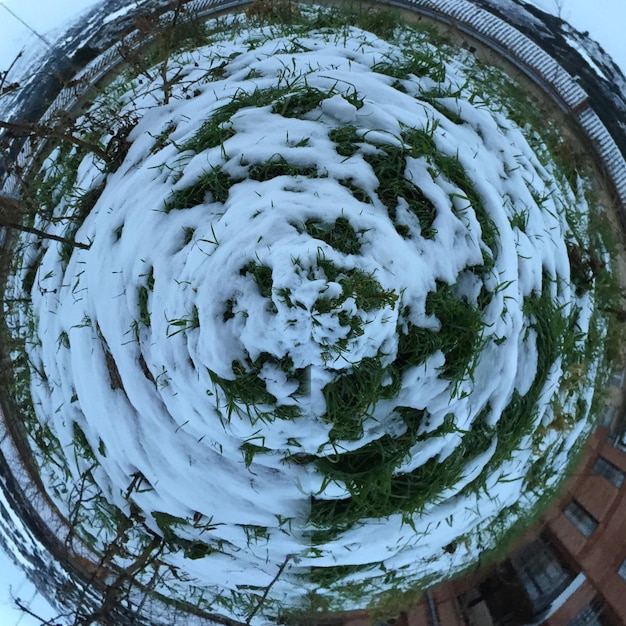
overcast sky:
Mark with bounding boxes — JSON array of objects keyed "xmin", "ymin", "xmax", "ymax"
[{"xmin": 0, "ymin": 1, "xmax": 624, "ymax": 624}]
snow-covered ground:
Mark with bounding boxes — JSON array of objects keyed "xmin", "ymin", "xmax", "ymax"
[
  {"xmin": 0, "ymin": 0, "xmax": 626, "ymax": 624},
  {"xmin": 3, "ymin": 5, "xmax": 617, "ymax": 623}
]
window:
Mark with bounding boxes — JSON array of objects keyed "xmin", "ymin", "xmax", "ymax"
[
  {"xmin": 509, "ymin": 534, "xmax": 574, "ymax": 611},
  {"xmin": 610, "ymin": 369, "xmax": 625, "ymax": 388},
  {"xmin": 618, "ymin": 557, "xmax": 626, "ymax": 581},
  {"xmin": 593, "ymin": 456, "xmax": 624, "ymax": 488},
  {"xmin": 564, "ymin": 500, "xmax": 598, "ymax": 538},
  {"xmin": 599, "ymin": 405, "xmax": 616, "ymax": 428},
  {"xmin": 568, "ymin": 598, "xmax": 611, "ymax": 626}
]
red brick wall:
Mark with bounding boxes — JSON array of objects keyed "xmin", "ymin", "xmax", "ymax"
[
  {"xmin": 405, "ymin": 602, "xmax": 431, "ymax": 626},
  {"xmin": 431, "ymin": 586, "xmax": 464, "ymax": 626},
  {"xmin": 597, "ymin": 439, "xmax": 626, "ymax": 472},
  {"xmin": 548, "ymin": 509, "xmax": 587, "ymax": 558},
  {"xmin": 546, "ymin": 435, "xmax": 626, "ymax": 625},
  {"xmin": 342, "ymin": 617, "xmax": 370, "ymax": 626},
  {"xmin": 602, "ymin": 575, "xmax": 626, "ymax": 625},
  {"xmin": 574, "ymin": 475, "xmax": 618, "ymax": 521}
]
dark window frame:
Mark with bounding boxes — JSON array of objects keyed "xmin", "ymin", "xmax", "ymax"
[
  {"xmin": 563, "ymin": 500, "xmax": 598, "ymax": 538},
  {"xmin": 568, "ymin": 597, "xmax": 611, "ymax": 626},
  {"xmin": 593, "ymin": 456, "xmax": 625, "ymax": 488},
  {"xmin": 509, "ymin": 533, "xmax": 575, "ymax": 612}
]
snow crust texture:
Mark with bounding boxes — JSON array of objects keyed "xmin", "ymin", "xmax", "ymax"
[{"xmin": 4, "ymin": 9, "xmax": 614, "ymax": 622}]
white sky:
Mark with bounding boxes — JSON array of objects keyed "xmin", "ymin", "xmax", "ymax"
[
  {"xmin": 0, "ymin": 0, "xmax": 624, "ymax": 624},
  {"xmin": 0, "ymin": 0, "xmax": 103, "ymax": 70},
  {"xmin": 524, "ymin": 0, "xmax": 626, "ymax": 71}
]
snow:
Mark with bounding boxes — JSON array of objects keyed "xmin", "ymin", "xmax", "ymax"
[
  {"xmin": 1, "ymin": 12, "xmax": 612, "ymax": 622},
  {"xmin": 0, "ymin": 1, "xmax": 624, "ymax": 624},
  {"xmin": 562, "ymin": 33, "xmax": 607, "ymax": 80},
  {"xmin": 102, "ymin": 3, "xmax": 139, "ymax": 24}
]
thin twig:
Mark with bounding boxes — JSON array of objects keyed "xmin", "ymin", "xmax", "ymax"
[
  {"xmin": 245, "ymin": 554, "xmax": 292, "ymax": 624},
  {"xmin": 13, "ymin": 596, "xmax": 62, "ymax": 626},
  {"xmin": 0, "ymin": 50, "xmax": 23, "ymax": 94}
]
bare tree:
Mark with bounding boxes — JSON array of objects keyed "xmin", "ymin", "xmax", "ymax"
[{"xmin": 553, "ymin": 0, "xmax": 565, "ymax": 19}]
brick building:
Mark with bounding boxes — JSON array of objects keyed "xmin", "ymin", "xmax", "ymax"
[
  {"xmin": 330, "ymin": 375, "xmax": 626, "ymax": 626},
  {"xmin": 451, "ymin": 425, "xmax": 626, "ymax": 626}
]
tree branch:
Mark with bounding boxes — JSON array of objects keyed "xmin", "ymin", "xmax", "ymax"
[
  {"xmin": 0, "ymin": 120, "xmax": 111, "ymax": 162},
  {"xmin": 245, "ymin": 554, "xmax": 292, "ymax": 624}
]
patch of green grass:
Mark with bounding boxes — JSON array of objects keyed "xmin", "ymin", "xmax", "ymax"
[
  {"xmin": 321, "ymin": 357, "xmax": 401, "ymax": 441},
  {"xmin": 340, "ymin": 268, "xmax": 398, "ymax": 312},
  {"xmin": 165, "ymin": 167, "xmax": 235, "ymax": 210},
  {"xmin": 247, "ymin": 155, "xmax": 318, "ymax": 182},
  {"xmin": 240, "ymin": 260, "xmax": 273, "ymax": 298},
  {"xmin": 396, "ymin": 281, "xmax": 487, "ymax": 384},
  {"xmin": 510, "ymin": 206, "xmax": 529, "ymax": 232},
  {"xmin": 372, "ymin": 46, "xmax": 447, "ymax": 83},
  {"xmin": 317, "ymin": 406, "xmax": 423, "ymax": 487},
  {"xmin": 152, "ymin": 510, "xmax": 218, "ymax": 558},
  {"xmin": 309, "ymin": 562, "xmax": 374, "ymax": 587},
  {"xmin": 137, "ymin": 286, "xmax": 150, "ymax": 327},
  {"xmin": 184, "ymin": 120, "xmax": 235, "ymax": 153},
  {"xmin": 468, "ymin": 281, "xmax": 569, "ymax": 485},
  {"xmin": 338, "ymin": 178, "xmax": 371, "ymax": 203},
  {"xmin": 311, "ymin": 409, "xmax": 493, "ymax": 537},
  {"xmin": 354, "ymin": 8, "xmax": 401, "ymax": 40},
  {"xmin": 328, "ymin": 124, "xmax": 361, "ymax": 158},
  {"xmin": 315, "ymin": 256, "xmax": 398, "ymax": 315},
  {"xmin": 371, "ymin": 145, "xmax": 439, "ymax": 238},
  {"xmin": 27, "ymin": 144, "xmax": 84, "ymax": 217},
  {"xmin": 428, "ymin": 150, "xmax": 498, "ymax": 266},
  {"xmin": 165, "ymin": 305, "xmax": 199, "ymax": 336},
  {"xmin": 72, "ymin": 421, "xmax": 96, "ymax": 463},
  {"xmin": 424, "ymin": 97, "xmax": 465, "ymax": 125},
  {"xmin": 208, "ymin": 353, "xmax": 303, "ymax": 423},
  {"xmin": 329, "ymin": 125, "xmax": 440, "ymax": 239},
  {"xmin": 241, "ymin": 442, "xmax": 273, "ymax": 467},
  {"xmin": 272, "ymin": 86, "xmax": 329, "ymax": 117},
  {"xmin": 304, "ymin": 216, "xmax": 362, "ymax": 255},
  {"xmin": 240, "ymin": 523, "xmax": 270, "ymax": 545}
]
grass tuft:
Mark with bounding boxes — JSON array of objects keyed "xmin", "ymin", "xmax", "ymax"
[
  {"xmin": 304, "ymin": 216, "xmax": 361, "ymax": 255},
  {"xmin": 165, "ymin": 167, "xmax": 235, "ymax": 210}
]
